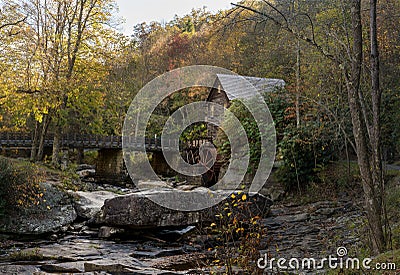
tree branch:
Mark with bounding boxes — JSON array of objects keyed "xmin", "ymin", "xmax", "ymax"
[
  {"xmin": 300, "ymin": 95, "xmax": 357, "ymax": 153},
  {"xmin": 262, "ymin": 0, "xmax": 289, "ymax": 28},
  {"xmin": 295, "ymin": 12, "xmax": 316, "ymax": 44},
  {"xmin": 0, "ymin": 16, "xmax": 27, "ymax": 31},
  {"xmin": 16, "ymin": 89, "xmax": 41, "ymax": 94},
  {"xmin": 231, "ymin": 2, "xmax": 338, "ymax": 64}
]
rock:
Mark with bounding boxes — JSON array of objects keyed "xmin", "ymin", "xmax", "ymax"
[
  {"xmin": 77, "ymin": 164, "xmax": 95, "ymax": 171},
  {"xmin": 84, "ymin": 261, "xmax": 135, "ymax": 273},
  {"xmin": 264, "ymin": 213, "xmax": 309, "ymax": 224},
  {"xmin": 101, "ymin": 189, "xmax": 272, "ymax": 229},
  {"xmin": 137, "ymin": 180, "xmax": 172, "ymax": 190},
  {"xmin": 176, "ymin": 185, "xmax": 199, "ymax": 191},
  {"xmin": 157, "ymin": 226, "xmax": 196, "ymax": 241},
  {"xmin": 98, "ymin": 226, "xmax": 112, "ymax": 238},
  {"xmin": 2, "ymin": 236, "xmax": 199, "ymax": 274},
  {"xmin": 98, "ymin": 226, "xmax": 124, "ymax": 238},
  {"xmin": 84, "ymin": 260, "xmax": 186, "ymax": 274},
  {"xmin": 315, "ymin": 207, "xmax": 339, "ymax": 217},
  {"xmin": 49, "ymin": 234, "xmax": 58, "ymax": 241},
  {"xmin": 41, "ymin": 262, "xmax": 84, "ymax": 273},
  {"xmin": 0, "ymin": 182, "xmax": 77, "ymax": 235},
  {"xmin": 150, "ymin": 252, "xmax": 209, "ymax": 272},
  {"xmin": 0, "ymin": 265, "xmax": 40, "ymax": 274},
  {"xmin": 70, "ymin": 190, "xmax": 120, "ymax": 220},
  {"xmin": 70, "ymin": 222, "xmax": 85, "ymax": 231},
  {"xmin": 77, "ymin": 169, "xmax": 96, "ymax": 179},
  {"xmin": 101, "ymin": 190, "xmax": 201, "ymax": 228},
  {"xmin": 131, "ymin": 248, "xmax": 185, "ymax": 258}
]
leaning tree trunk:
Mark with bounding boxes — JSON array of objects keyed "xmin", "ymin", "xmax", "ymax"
[
  {"xmin": 346, "ymin": 0, "xmax": 385, "ymax": 254},
  {"xmin": 37, "ymin": 114, "xmax": 51, "ymax": 161},
  {"xmin": 52, "ymin": 125, "xmax": 62, "ymax": 167},
  {"xmin": 30, "ymin": 120, "xmax": 39, "ymax": 161}
]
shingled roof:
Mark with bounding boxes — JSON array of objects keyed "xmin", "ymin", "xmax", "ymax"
[{"xmin": 208, "ymin": 74, "xmax": 285, "ymax": 101}]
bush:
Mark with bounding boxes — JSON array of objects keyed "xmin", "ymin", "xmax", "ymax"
[
  {"xmin": 276, "ymin": 123, "xmax": 337, "ymax": 191},
  {"xmin": 216, "ymin": 90, "xmax": 291, "ymax": 175},
  {"xmin": 207, "ymin": 193, "xmax": 266, "ymax": 273},
  {"xmin": 83, "ymin": 150, "xmax": 98, "ymax": 165},
  {"xmin": 0, "ymin": 157, "xmax": 44, "ymax": 217}
]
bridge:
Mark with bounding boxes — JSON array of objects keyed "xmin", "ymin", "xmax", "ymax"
[
  {"xmin": 0, "ymin": 132, "xmax": 215, "ymax": 183},
  {"xmin": 0, "ymin": 132, "xmax": 212, "ymax": 151},
  {"xmin": 0, "ymin": 132, "xmax": 180, "ymax": 151}
]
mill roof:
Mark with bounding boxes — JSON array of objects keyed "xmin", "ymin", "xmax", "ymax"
[{"xmin": 207, "ymin": 74, "xmax": 285, "ymax": 101}]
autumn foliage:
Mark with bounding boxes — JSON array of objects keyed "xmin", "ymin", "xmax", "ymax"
[{"xmin": 0, "ymin": 157, "xmax": 44, "ymax": 217}]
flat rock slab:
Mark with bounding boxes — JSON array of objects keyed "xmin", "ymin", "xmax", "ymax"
[
  {"xmin": 0, "ymin": 265, "xmax": 41, "ymax": 274},
  {"xmin": 7, "ymin": 237, "xmax": 198, "ymax": 274},
  {"xmin": 84, "ymin": 260, "xmax": 186, "ymax": 274}
]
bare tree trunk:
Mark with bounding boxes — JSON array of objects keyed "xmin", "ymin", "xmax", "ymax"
[
  {"xmin": 232, "ymin": 0, "xmax": 387, "ymax": 255},
  {"xmin": 30, "ymin": 120, "xmax": 39, "ymax": 161},
  {"xmin": 369, "ymin": 0, "xmax": 386, "ymax": 252},
  {"xmin": 346, "ymin": 0, "xmax": 385, "ymax": 254},
  {"xmin": 296, "ymin": 39, "xmax": 301, "ymax": 128},
  {"xmin": 76, "ymin": 147, "xmax": 84, "ymax": 164},
  {"xmin": 37, "ymin": 114, "xmax": 50, "ymax": 161},
  {"xmin": 295, "ymin": 0, "xmax": 301, "ymax": 128}
]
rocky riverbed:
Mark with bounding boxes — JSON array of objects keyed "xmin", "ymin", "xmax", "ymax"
[{"xmin": 0, "ymin": 165, "xmax": 370, "ymax": 274}]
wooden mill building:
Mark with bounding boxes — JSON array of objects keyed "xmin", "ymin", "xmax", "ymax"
[{"xmin": 206, "ymin": 74, "xmax": 285, "ymax": 139}]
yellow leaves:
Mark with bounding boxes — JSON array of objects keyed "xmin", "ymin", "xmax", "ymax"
[
  {"xmin": 231, "ymin": 193, "xmax": 247, "ymax": 202},
  {"xmin": 46, "ymin": 206, "xmax": 51, "ymax": 210},
  {"xmin": 250, "ymin": 215, "xmax": 261, "ymax": 225},
  {"xmin": 210, "ymin": 223, "xmax": 216, "ymax": 227},
  {"xmin": 235, "ymin": 227, "xmax": 245, "ymax": 234}
]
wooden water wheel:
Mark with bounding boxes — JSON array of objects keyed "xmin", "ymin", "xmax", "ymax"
[{"xmin": 182, "ymin": 140, "xmax": 222, "ymax": 187}]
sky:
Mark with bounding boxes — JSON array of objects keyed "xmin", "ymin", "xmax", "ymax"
[{"xmin": 114, "ymin": 0, "xmax": 235, "ymax": 35}]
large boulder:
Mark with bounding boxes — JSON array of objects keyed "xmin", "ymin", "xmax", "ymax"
[
  {"xmin": 101, "ymin": 190, "xmax": 201, "ymax": 228},
  {"xmin": 0, "ymin": 182, "xmax": 76, "ymax": 235},
  {"xmin": 101, "ymin": 188, "xmax": 272, "ymax": 229},
  {"xmin": 70, "ymin": 190, "xmax": 120, "ymax": 220}
]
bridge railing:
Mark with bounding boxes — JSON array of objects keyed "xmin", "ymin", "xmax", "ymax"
[
  {"xmin": 0, "ymin": 132, "xmax": 124, "ymax": 149},
  {"xmin": 0, "ymin": 132, "xmax": 213, "ymax": 151}
]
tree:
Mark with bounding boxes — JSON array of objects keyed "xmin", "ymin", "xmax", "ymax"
[
  {"xmin": 8, "ymin": 0, "xmax": 118, "ymax": 165},
  {"xmin": 233, "ymin": 0, "xmax": 386, "ymax": 254}
]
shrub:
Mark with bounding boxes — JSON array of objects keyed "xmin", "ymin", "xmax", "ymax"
[
  {"xmin": 207, "ymin": 193, "xmax": 267, "ymax": 273},
  {"xmin": 0, "ymin": 157, "xmax": 44, "ymax": 217},
  {"xmin": 276, "ymin": 123, "xmax": 337, "ymax": 191},
  {"xmin": 84, "ymin": 150, "xmax": 98, "ymax": 165}
]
